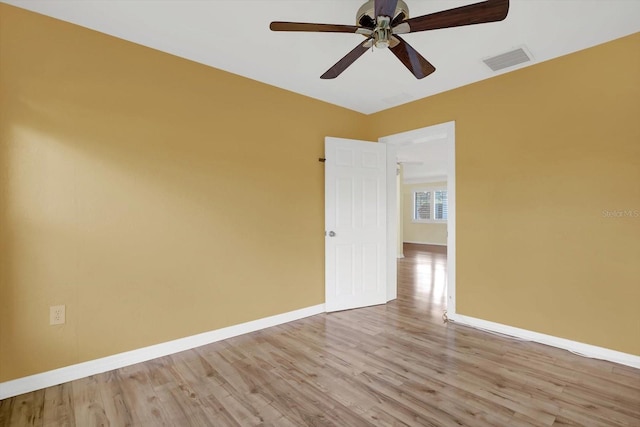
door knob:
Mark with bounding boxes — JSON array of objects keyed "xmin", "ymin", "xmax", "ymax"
[{"xmin": 328, "ymin": 231, "xmax": 336, "ymax": 237}]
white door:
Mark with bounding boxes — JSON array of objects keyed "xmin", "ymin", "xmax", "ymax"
[{"xmin": 325, "ymin": 137, "xmax": 387, "ymax": 312}]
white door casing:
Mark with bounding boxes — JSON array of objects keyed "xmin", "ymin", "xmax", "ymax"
[{"xmin": 325, "ymin": 137, "xmax": 387, "ymax": 312}]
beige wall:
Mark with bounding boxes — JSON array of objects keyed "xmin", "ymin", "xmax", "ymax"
[
  {"xmin": 1, "ymin": 4, "xmax": 639, "ymax": 383},
  {"xmin": 368, "ymin": 33, "xmax": 640, "ymax": 356},
  {"xmin": 0, "ymin": 4, "xmax": 367, "ymax": 381},
  {"xmin": 403, "ymin": 182, "xmax": 448, "ymax": 245}
]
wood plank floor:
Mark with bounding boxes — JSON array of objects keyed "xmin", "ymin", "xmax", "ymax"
[{"xmin": 1, "ymin": 243, "xmax": 639, "ymax": 426}]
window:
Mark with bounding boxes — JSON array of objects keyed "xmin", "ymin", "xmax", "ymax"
[
  {"xmin": 414, "ymin": 191, "xmax": 431, "ymax": 220},
  {"xmin": 413, "ymin": 188, "xmax": 448, "ymax": 222},
  {"xmin": 434, "ymin": 190, "xmax": 448, "ymax": 220}
]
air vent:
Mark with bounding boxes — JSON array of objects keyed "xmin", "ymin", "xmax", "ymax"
[{"xmin": 483, "ymin": 47, "xmax": 533, "ymax": 72}]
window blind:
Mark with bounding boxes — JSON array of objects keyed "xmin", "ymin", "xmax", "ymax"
[
  {"xmin": 414, "ymin": 191, "xmax": 431, "ymax": 220},
  {"xmin": 435, "ymin": 190, "xmax": 448, "ymax": 220}
]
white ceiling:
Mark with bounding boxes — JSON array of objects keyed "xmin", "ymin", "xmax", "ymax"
[
  {"xmin": 3, "ymin": 0, "xmax": 640, "ymax": 114},
  {"xmin": 397, "ymin": 137, "xmax": 448, "ymax": 183}
]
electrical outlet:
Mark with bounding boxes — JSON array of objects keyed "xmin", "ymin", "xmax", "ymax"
[{"xmin": 50, "ymin": 305, "xmax": 65, "ymax": 325}]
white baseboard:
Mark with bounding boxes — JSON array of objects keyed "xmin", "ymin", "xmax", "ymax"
[
  {"xmin": 0, "ymin": 304, "xmax": 325, "ymax": 400},
  {"xmin": 403, "ymin": 241, "xmax": 447, "ymax": 246},
  {"xmin": 448, "ymin": 313, "xmax": 640, "ymax": 369}
]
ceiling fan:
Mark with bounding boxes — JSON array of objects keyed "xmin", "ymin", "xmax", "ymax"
[{"xmin": 270, "ymin": 0, "xmax": 509, "ymax": 79}]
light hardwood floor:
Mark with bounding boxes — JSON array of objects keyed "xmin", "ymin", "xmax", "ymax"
[{"xmin": 1, "ymin": 243, "xmax": 639, "ymax": 426}]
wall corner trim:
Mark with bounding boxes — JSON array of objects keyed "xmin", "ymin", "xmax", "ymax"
[
  {"xmin": 0, "ymin": 304, "xmax": 326, "ymax": 400},
  {"xmin": 448, "ymin": 313, "xmax": 640, "ymax": 369}
]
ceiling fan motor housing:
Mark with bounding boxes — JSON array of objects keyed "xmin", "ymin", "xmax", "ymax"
[{"xmin": 356, "ymin": 0, "xmax": 410, "ymax": 24}]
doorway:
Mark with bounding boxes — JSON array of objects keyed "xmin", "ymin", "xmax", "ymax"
[{"xmin": 379, "ymin": 121, "xmax": 456, "ymax": 315}]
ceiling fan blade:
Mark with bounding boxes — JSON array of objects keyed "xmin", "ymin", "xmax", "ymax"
[
  {"xmin": 391, "ymin": 11, "xmax": 406, "ymax": 28},
  {"xmin": 270, "ymin": 22, "xmax": 371, "ymax": 35},
  {"xmin": 389, "ymin": 35, "xmax": 436, "ymax": 79},
  {"xmin": 321, "ymin": 39, "xmax": 372, "ymax": 79},
  {"xmin": 396, "ymin": 0, "xmax": 509, "ymax": 33},
  {"xmin": 375, "ymin": 0, "xmax": 399, "ymax": 19}
]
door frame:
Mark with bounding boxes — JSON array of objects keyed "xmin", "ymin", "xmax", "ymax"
[{"xmin": 379, "ymin": 121, "xmax": 456, "ymax": 314}]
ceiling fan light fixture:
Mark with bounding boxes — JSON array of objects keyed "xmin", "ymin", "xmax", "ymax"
[
  {"xmin": 374, "ymin": 16, "xmax": 392, "ymax": 48},
  {"xmin": 375, "ymin": 39, "xmax": 390, "ymax": 49}
]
